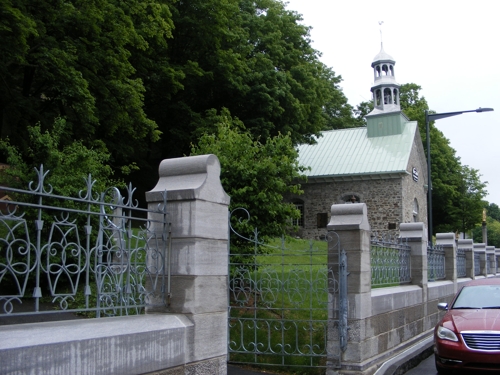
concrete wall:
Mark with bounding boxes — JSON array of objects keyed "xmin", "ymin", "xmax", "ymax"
[
  {"xmin": 0, "ymin": 154, "xmax": 230, "ymax": 375},
  {"xmin": 327, "ymin": 203, "xmax": 494, "ymax": 375}
]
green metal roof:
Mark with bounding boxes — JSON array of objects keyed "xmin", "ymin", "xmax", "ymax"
[{"xmin": 298, "ymin": 121, "xmax": 418, "ymax": 178}]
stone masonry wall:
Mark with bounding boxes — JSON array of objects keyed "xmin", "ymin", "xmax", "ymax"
[
  {"xmin": 295, "ymin": 177, "xmax": 402, "ymax": 240},
  {"xmin": 401, "ymin": 130, "xmax": 428, "ymax": 227}
]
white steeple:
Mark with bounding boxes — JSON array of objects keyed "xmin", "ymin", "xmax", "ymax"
[
  {"xmin": 369, "ymin": 44, "xmax": 400, "ymax": 115},
  {"xmin": 365, "ymin": 42, "xmax": 409, "ymax": 138}
]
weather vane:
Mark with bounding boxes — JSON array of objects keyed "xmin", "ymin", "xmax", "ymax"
[{"xmin": 378, "ymin": 21, "xmax": 384, "ymax": 48}]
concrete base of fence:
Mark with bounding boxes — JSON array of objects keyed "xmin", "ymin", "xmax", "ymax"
[{"xmin": 0, "ymin": 314, "xmax": 227, "ymax": 375}]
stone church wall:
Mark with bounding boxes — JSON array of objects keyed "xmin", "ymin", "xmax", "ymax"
[
  {"xmin": 402, "ymin": 137, "xmax": 428, "ymax": 228},
  {"xmin": 292, "ymin": 177, "xmax": 403, "ymax": 240}
]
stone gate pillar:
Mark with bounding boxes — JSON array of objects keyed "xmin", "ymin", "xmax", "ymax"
[
  {"xmin": 400, "ymin": 223, "xmax": 428, "ymax": 301},
  {"xmin": 474, "ymin": 243, "xmax": 487, "ymax": 277},
  {"xmin": 457, "ymin": 239, "xmax": 474, "ymax": 279},
  {"xmin": 326, "ymin": 203, "xmax": 371, "ymax": 374},
  {"xmin": 436, "ymin": 233, "xmax": 457, "ymax": 294},
  {"xmin": 145, "ymin": 154, "xmax": 230, "ymax": 373}
]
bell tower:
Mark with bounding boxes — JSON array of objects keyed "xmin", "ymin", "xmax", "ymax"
[
  {"xmin": 370, "ymin": 45, "xmax": 400, "ymax": 113},
  {"xmin": 366, "ymin": 43, "xmax": 409, "ymax": 137}
]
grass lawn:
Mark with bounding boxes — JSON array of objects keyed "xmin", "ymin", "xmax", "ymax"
[{"xmin": 228, "ymin": 237, "xmax": 331, "ymax": 373}]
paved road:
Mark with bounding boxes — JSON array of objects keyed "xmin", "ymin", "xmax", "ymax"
[{"xmin": 404, "ymin": 353, "xmax": 436, "ymax": 375}]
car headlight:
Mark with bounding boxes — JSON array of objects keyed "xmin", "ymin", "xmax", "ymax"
[{"xmin": 437, "ymin": 326, "xmax": 459, "ymax": 342}]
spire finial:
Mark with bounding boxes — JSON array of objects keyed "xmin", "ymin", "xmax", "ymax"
[{"xmin": 378, "ymin": 21, "xmax": 384, "ymax": 49}]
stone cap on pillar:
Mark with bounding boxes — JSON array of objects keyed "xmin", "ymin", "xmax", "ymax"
[
  {"xmin": 486, "ymin": 246, "xmax": 495, "ymax": 254},
  {"xmin": 399, "ymin": 222, "xmax": 427, "ymax": 241},
  {"xmin": 457, "ymin": 239, "xmax": 473, "ymax": 249},
  {"xmin": 473, "ymin": 243, "xmax": 486, "ymax": 253},
  {"xmin": 327, "ymin": 203, "xmax": 370, "ymax": 231},
  {"xmin": 436, "ymin": 233, "xmax": 456, "ymax": 247},
  {"xmin": 146, "ymin": 154, "xmax": 230, "ymax": 204}
]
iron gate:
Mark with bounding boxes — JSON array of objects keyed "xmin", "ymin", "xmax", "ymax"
[{"xmin": 227, "ymin": 208, "xmax": 347, "ymax": 371}]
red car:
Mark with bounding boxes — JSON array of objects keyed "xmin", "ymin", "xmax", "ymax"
[{"xmin": 434, "ymin": 278, "xmax": 500, "ymax": 374}]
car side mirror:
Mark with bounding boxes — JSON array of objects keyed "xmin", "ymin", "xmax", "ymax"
[{"xmin": 437, "ymin": 302, "xmax": 449, "ymax": 311}]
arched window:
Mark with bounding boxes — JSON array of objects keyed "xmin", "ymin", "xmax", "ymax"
[
  {"xmin": 413, "ymin": 198, "xmax": 419, "ymax": 222},
  {"xmin": 382, "ymin": 65, "xmax": 389, "ymax": 76},
  {"xmin": 393, "ymin": 89, "xmax": 398, "ymax": 104},
  {"xmin": 384, "ymin": 88, "xmax": 392, "ymax": 104},
  {"xmin": 389, "ymin": 65, "xmax": 394, "ymax": 76},
  {"xmin": 376, "ymin": 89, "xmax": 382, "ymax": 106},
  {"xmin": 292, "ymin": 200, "xmax": 304, "ymax": 227},
  {"xmin": 376, "ymin": 66, "xmax": 381, "ymax": 78}
]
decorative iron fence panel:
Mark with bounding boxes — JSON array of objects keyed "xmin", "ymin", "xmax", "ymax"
[
  {"xmin": 474, "ymin": 252, "xmax": 481, "ymax": 276},
  {"xmin": 428, "ymin": 245, "xmax": 445, "ymax": 281},
  {"xmin": 457, "ymin": 249, "xmax": 467, "ymax": 278},
  {"xmin": 227, "ymin": 208, "xmax": 342, "ymax": 371},
  {"xmin": 0, "ymin": 166, "xmax": 168, "ymax": 318},
  {"xmin": 371, "ymin": 234, "xmax": 411, "ymax": 287}
]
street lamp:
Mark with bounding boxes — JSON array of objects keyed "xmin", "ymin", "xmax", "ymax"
[{"xmin": 425, "ymin": 107, "xmax": 494, "ymax": 246}]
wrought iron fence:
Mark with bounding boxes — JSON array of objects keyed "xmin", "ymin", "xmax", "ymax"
[
  {"xmin": 427, "ymin": 245, "xmax": 445, "ymax": 281},
  {"xmin": 370, "ymin": 233, "xmax": 411, "ymax": 287},
  {"xmin": 0, "ymin": 166, "xmax": 168, "ymax": 318},
  {"xmin": 456, "ymin": 248, "xmax": 467, "ymax": 278},
  {"xmin": 227, "ymin": 208, "xmax": 342, "ymax": 370},
  {"xmin": 474, "ymin": 252, "xmax": 481, "ymax": 276}
]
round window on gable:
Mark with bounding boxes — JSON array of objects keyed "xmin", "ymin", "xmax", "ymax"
[{"xmin": 342, "ymin": 194, "xmax": 360, "ymax": 204}]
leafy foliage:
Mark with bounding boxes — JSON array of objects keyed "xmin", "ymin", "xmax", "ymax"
[
  {"xmin": 1, "ymin": 0, "xmax": 360, "ymax": 208},
  {"xmin": 190, "ymin": 109, "xmax": 305, "ymax": 241},
  {"xmin": 487, "ymin": 203, "xmax": 500, "ymax": 222},
  {"xmin": 456, "ymin": 166, "xmax": 487, "ymax": 236},
  {"xmin": 148, "ymin": 0, "xmax": 358, "ymax": 158},
  {"xmin": 473, "ymin": 217, "xmax": 500, "ymax": 248},
  {"xmin": 0, "ymin": 0, "xmax": 169, "ymax": 172},
  {"xmin": 0, "ymin": 118, "xmax": 117, "ymax": 193},
  {"xmin": 398, "ymin": 83, "xmax": 488, "ymax": 236},
  {"xmin": 472, "ymin": 204, "xmax": 500, "ymax": 247}
]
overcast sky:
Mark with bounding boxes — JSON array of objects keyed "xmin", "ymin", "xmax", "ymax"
[{"xmin": 284, "ymin": 0, "xmax": 500, "ymax": 205}]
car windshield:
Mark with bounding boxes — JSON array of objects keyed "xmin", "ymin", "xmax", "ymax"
[{"xmin": 453, "ymin": 285, "xmax": 500, "ymax": 309}]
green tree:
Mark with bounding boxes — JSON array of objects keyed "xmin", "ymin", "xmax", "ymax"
[
  {"xmin": 398, "ymin": 83, "xmax": 488, "ymax": 235},
  {"xmin": 472, "ymin": 217, "xmax": 500, "ymax": 248},
  {"xmin": 190, "ymin": 108, "xmax": 305, "ymax": 240},
  {"xmin": 455, "ymin": 166, "xmax": 488, "ymax": 237},
  {"xmin": 488, "ymin": 203, "xmax": 500, "ymax": 222},
  {"xmin": 0, "ymin": 118, "xmax": 117, "ymax": 193},
  {"xmin": 0, "ymin": 0, "xmax": 171, "ymax": 171},
  {"xmin": 149, "ymin": 0, "xmax": 357, "ymax": 159},
  {"xmin": 353, "ymin": 100, "xmax": 373, "ymax": 126}
]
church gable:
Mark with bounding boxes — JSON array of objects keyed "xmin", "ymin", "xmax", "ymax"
[{"xmin": 292, "ymin": 44, "xmax": 428, "ymax": 240}]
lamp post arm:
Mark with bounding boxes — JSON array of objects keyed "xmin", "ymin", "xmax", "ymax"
[
  {"xmin": 428, "ymin": 108, "xmax": 493, "ymax": 122},
  {"xmin": 425, "ymin": 106, "xmax": 493, "ymax": 246}
]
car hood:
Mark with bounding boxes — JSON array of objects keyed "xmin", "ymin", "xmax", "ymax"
[{"xmin": 444, "ymin": 309, "xmax": 500, "ymax": 332}]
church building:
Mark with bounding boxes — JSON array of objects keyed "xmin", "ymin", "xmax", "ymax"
[{"xmin": 291, "ymin": 46, "xmax": 428, "ymax": 239}]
